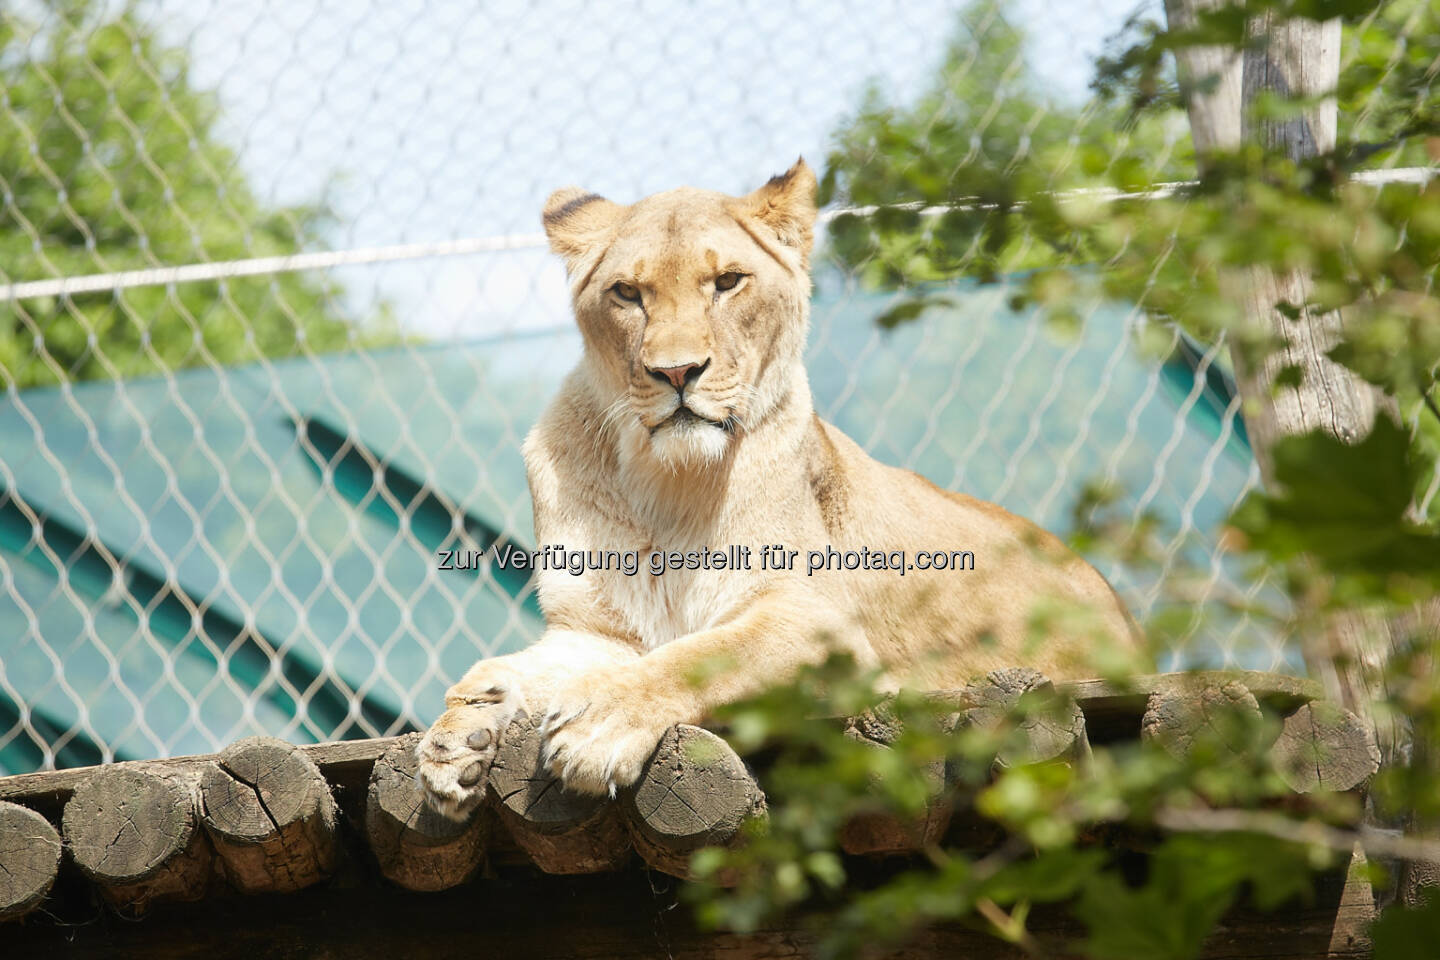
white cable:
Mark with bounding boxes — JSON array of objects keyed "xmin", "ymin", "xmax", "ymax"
[
  {"xmin": 1, "ymin": 167, "xmax": 1433, "ymax": 303},
  {"xmin": 0, "ymin": 233, "xmax": 549, "ymax": 302}
]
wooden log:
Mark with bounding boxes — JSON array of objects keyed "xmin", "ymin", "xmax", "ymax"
[
  {"xmin": 487, "ymin": 711, "xmax": 630, "ymax": 874},
  {"xmin": 1140, "ymin": 680, "xmax": 1265, "ymax": 761},
  {"xmin": 1269, "ymin": 701, "xmax": 1381, "ymax": 794},
  {"xmin": 0, "ymin": 673, "xmax": 1323, "ymax": 812},
  {"xmin": 63, "ymin": 766, "xmax": 212, "ymax": 912},
  {"xmin": 962, "ymin": 668, "xmax": 1089, "ymax": 769},
  {"xmin": 838, "ymin": 704, "xmax": 953, "ymax": 855},
  {"xmin": 0, "ymin": 801, "xmax": 62, "ymax": 922},
  {"xmin": 624, "ymin": 724, "xmax": 766, "ymax": 879},
  {"xmin": 367, "ymin": 733, "xmax": 487, "ymax": 891},
  {"xmin": 198, "ymin": 736, "xmax": 339, "ymax": 894},
  {"xmin": 0, "ymin": 736, "xmax": 409, "ymax": 813}
]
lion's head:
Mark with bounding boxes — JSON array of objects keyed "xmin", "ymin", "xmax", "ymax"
[{"xmin": 541, "ymin": 159, "xmax": 817, "ymax": 468}]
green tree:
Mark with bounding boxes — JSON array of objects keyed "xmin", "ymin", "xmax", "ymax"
[
  {"xmin": 0, "ymin": 0, "xmax": 395, "ymax": 390},
  {"xmin": 820, "ymin": 0, "xmax": 1194, "ymax": 295}
]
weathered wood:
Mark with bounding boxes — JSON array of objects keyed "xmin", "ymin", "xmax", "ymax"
[
  {"xmin": 487, "ymin": 711, "xmax": 630, "ymax": 874},
  {"xmin": 0, "ymin": 735, "xmax": 408, "ymax": 812},
  {"xmin": 1062, "ymin": 670, "xmax": 1318, "ymax": 742},
  {"xmin": 1163, "ymin": 0, "xmax": 1244, "ymax": 158},
  {"xmin": 1328, "ymin": 845, "xmax": 1376, "ymax": 956},
  {"xmin": 624, "ymin": 724, "xmax": 766, "ymax": 879},
  {"xmin": 1233, "ymin": 9, "xmax": 1402, "ymax": 759},
  {"xmin": 0, "ymin": 801, "xmax": 61, "ymax": 922},
  {"xmin": 1141, "ymin": 680, "xmax": 1265, "ymax": 760},
  {"xmin": 366, "ymin": 733, "xmax": 487, "ymax": 891},
  {"xmin": 961, "ymin": 668, "xmax": 1089, "ymax": 769},
  {"xmin": 1269, "ymin": 701, "xmax": 1381, "ymax": 794},
  {"xmin": 837, "ymin": 750, "xmax": 951, "ymax": 855},
  {"xmin": 199, "ymin": 735, "xmax": 338, "ymax": 894},
  {"xmin": 0, "ymin": 673, "xmax": 1321, "ymax": 811},
  {"xmin": 1163, "ymin": 2, "xmax": 1403, "ymax": 765},
  {"xmin": 62, "ymin": 766, "xmax": 212, "ymax": 912},
  {"xmin": 1164, "ymin": 6, "xmax": 1403, "ymax": 917}
]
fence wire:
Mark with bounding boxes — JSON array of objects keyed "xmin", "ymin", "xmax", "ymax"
[{"xmin": 0, "ymin": 0, "xmax": 1428, "ymax": 773}]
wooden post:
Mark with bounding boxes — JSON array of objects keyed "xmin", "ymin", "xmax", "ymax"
[
  {"xmin": 63, "ymin": 766, "xmax": 213, "ymax": 912},
  {"xmin": 624, "ymin": 724, "xmax": 766, "ymax": 879},
  {"xmin": 0, "ymin": 801, "xmax": 61, "ymax": 922},
  {"xmin": 1164, "ymin": 0, "xmax": 1403, "ymax": 768},
  {"xmin": 1164, "ymin": 0, "xmax": 1412, "ymax": 919},
  {"xmin": 487, "ymin": 712, "xmax": 631, "ymax": 874},
  {"xmin": 367, "ymin": 733, "xmax": 487, "ymax": 891},
  {"xmin": 1162, "ymin": 0, "xmax": 1243, "ymax": 156},
  {"xmin": 1235, "ymin": 20, "xmax": 1409, "ymax": 770},
  {"xmin": 199, "ymin": 736, "xmax": 339, "ymax": 894}
]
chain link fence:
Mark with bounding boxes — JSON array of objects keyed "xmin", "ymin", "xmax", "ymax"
[{"xmin": 0, "ymin": 0, "xmax": 1423, "ymax": 773}]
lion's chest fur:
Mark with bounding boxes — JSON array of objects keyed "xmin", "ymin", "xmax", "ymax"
[
  {"xmin": 610, "ymin": 549, "xmax": 755, "ymax": 649},
  {"xmin": 531, "ymin": 443, "xmax": 813, "ymax": 651},
  {"xmin": 534, "ymin": 532, "xmax": 764, "ymax": 650},
  {"xmin": 525, "ymin": 367, "xmax": 836, "ymax": 653}
]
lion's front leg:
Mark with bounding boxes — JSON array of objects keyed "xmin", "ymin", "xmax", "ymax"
[
  {"xmin": 540, "ymin": 662, "xmax": 692, "ymax": 798},
  {"xmin": 417, "ymin": 630, "xmax": 635, "ymax": 819},
  {"xmin": 541, "ymin": 594, "xmax": 865, "ymax": 797}
]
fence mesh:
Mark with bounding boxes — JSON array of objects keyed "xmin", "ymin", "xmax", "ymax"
[{"xmin": 0, "ymin": 0, "xmax": 1426, "ymax": 773}]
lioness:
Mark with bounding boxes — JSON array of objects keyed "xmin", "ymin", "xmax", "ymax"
[{"xmin": 418, "ymin": 160, "xmax": 1139, "ymax": 816}]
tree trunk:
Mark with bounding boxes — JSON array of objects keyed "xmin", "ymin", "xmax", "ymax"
[
  {"xmin": 1163, "ymin": 0, "xmax": 1425, "ymax": 918},
  {"xmin": 1165, "ymin": 0, "xmax": 1405, "ymax": 766}
]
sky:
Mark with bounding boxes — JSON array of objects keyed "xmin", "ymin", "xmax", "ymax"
[{"xmin": 153, "ymin": 0, "xmax": 1154, "ymax": 338}]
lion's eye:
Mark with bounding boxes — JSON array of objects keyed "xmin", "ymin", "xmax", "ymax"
[
  {"xmin": 714, "ymin": 272, "xmax": 743, "ymax": 292},
  {"xmin": 612, "ymin": 281, "xmax": 641, "ymax": 303}
]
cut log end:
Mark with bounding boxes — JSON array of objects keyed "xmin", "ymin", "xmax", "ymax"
[
  {"xmin": 62, "ymin": 766, "xmax": 212, "ymax": 912},
  {"xmin": 963, "ymin": 667, "xmax": 1089, "ymax": 769},
  {"xmin": 487, "ymin": 712, "xmax": 629, "ymax": 874},
  {"xmin": 1269, "ymin": 701, "xmax": 1381, "ymax": 794},
  {"xmin": 1141, "ymin": 680, "xmax": 1265, "ymax": 761},
  {"xmin": 199, "ymin": 735, "xmax": 339, "ymax": 894},
  {"xmin": 0, "ymin": 801, "xmax": 61, "ymax": 922},
  {"xmin": 367, "ymin": 733, "xmax": 487, "ymax": 891},
  {"xmin": 625, "ymin": 724, "xmax": 765, "ymax": 880}
]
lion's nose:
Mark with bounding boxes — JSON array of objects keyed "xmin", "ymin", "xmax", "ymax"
[{"xmin": 647, "ymin": 359, "xmax": 709, "ymax": 391}]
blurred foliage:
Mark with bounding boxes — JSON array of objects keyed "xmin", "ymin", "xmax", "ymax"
[
  {"xmin": 0, "ymin": 0, "xmax": 398, "ymax": 390},
  {"xmin": 685, "ymin": 652, "xmax": 1345, "ymax": 959},
  {"xmin": 687, "ymin": 0, "xmax": 1440, "ymax": 956},
  {"xmin": 818, "ymin": 0, "xmax": 1194, "ymax": 287}
]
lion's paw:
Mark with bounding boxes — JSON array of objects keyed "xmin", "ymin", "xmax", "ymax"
[
  {"xmin": 539, "ymin": 671, "xmax": 677, "ymax": 797},
  {"xmin": 417, "ymin": 697, "xmax": 518, "ymax": 820}
]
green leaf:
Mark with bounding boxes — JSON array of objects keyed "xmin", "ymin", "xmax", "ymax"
[
  {"xmin": 983, "ymin": 848, "xmax": 1107, "ymax": 904},
  {"xmin": 874, "ymin": 295, "xmax": 953, "ymax": 330},
  {"xmin": 1229, "ymin": 417, "xmax": 1440, "ymax": 580},
  {"xmin": 1372, "ymin": 890, "xmax": 1440, "ymax": 960}
]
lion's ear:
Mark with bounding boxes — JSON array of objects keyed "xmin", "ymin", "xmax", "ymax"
[
  {"xmin": 738, "ymin": 158, "xmax": 818, "ymax": 265},
  {"xmin": 541, "ymin": 188, "xmax": 627, "ymax": 267}
]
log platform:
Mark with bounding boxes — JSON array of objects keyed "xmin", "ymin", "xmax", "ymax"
[{"xmin": 0, "ymin": 670, "xmax": 1380, "ymax": 959}]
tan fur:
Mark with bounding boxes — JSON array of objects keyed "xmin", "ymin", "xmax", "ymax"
[{"xmin": 417, "ymin": 159, "xmax": 1141, "ymax": 815}]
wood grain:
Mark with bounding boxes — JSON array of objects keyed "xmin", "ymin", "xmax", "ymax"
[
  {"xmin": 0, "ymin": 800, "xmax": 61, "ymax": 922},
  {"xmin": 62, "ymin": 766, "xmax": 212, "ymax": 912},
  {"xmin": 199, "ymin": 736, "xmax": 339, "ymax": 893},
  {"xmin": 366, "ymin": 733, "xmax": 487, "ymax": 891}
]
